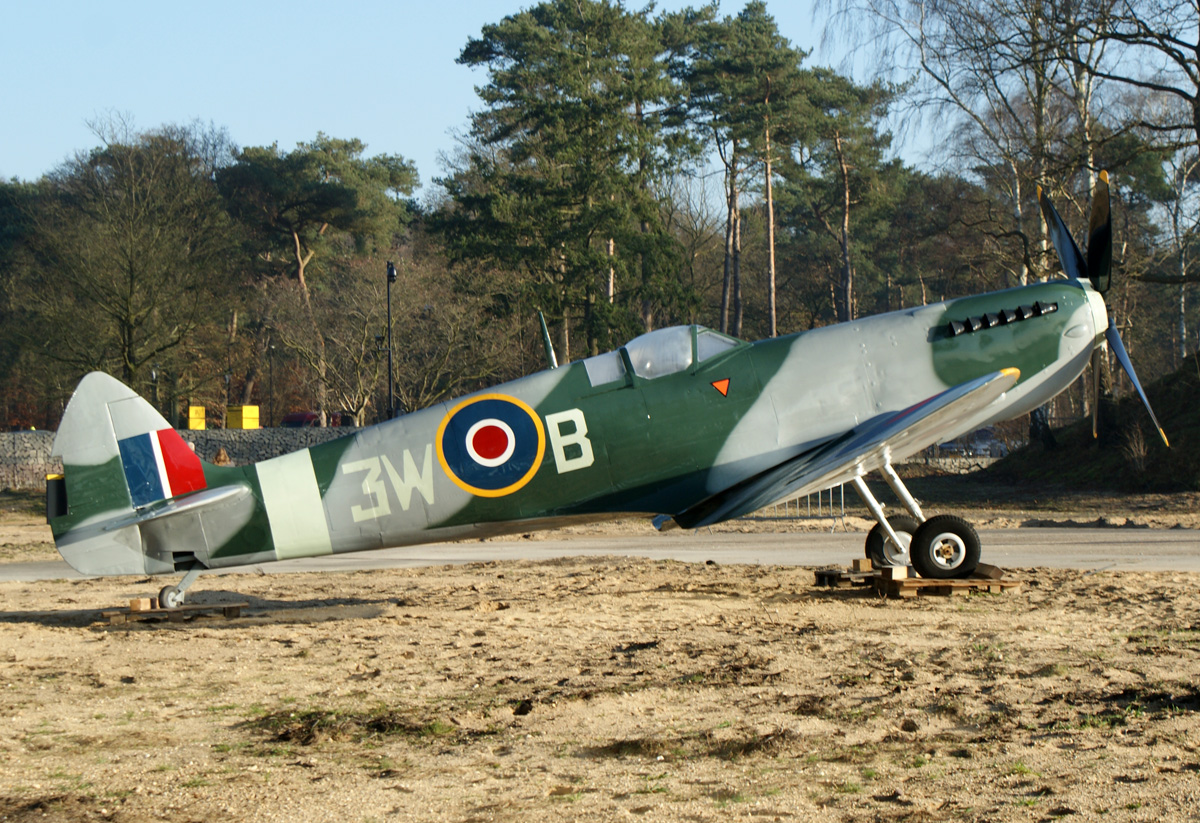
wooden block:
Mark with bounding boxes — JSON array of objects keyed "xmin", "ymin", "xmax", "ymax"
[
  {"xmin": 852, "ymin": 558, "xmax": 873, "ymax": 572},
  {"xmin": 881, "ymin": 565, "xmax": 908, "ymax": 581},
  {"xmin": 128, "ymin": 598, "xmax": 153, "ymax": 612},
  {"xmin": 972, "ymin": 563, "xmax": 1006, "ymax": 580}
]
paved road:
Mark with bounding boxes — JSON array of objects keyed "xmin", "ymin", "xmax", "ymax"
[{"xmin": 2, "ymin": 528, "xmax": 1198, "ymax": 582}]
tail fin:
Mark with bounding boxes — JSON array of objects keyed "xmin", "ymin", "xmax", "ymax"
[{"xmin": 50, "ymin": 372, "xmax": 210, "ymax": 575}]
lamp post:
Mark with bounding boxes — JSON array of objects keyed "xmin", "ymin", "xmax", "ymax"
[
  {"xmin": 386, "ymin": 261, "xmax": 397, "ymax": 420},
  {"xmin": 268, "ymin": 342, "xmax": 276, "ymax": 428},
  {"xmin": 374, "ymin": 334, "xmax": 386, "ymax": 424}
]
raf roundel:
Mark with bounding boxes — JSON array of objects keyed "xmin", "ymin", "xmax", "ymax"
[{"xmin": 436, "ymin": 394, "xmax": 546, "ymax": 497}]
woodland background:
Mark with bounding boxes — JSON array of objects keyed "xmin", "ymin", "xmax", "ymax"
[{"xmin": 2, "ymin": 0, "xmax": 1198, "ymax": 435}]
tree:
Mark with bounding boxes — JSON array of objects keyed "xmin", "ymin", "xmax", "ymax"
[
  {"xmin": 823, "ymin": 0, "xmax": 1134, "ymax": 287},
  {"xmin": 218, "ymin": 135, "xmax": 417, "ymax": 423},
  {"xmin": 11, "ymin": 120, "xmax": 237, "ymax": 389},
  {"xmin": 1066, "ymin": 0, "xmax": 1200, "ymax": 148},
  {"xmin": 779, "ymin": 70, "xmax": 899, "ymax": 322},
  {"xmin": 442, "ymin": 0, "xmax": 686, "ymax": 360},
  {"xmin": 671, "ymin": 2, "xmax": 810, "ymax": 336}
]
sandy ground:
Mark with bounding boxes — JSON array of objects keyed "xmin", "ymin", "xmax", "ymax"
[{"xmin": 1, "ymin": 492, "xmax": 1199, "ymax": 822}]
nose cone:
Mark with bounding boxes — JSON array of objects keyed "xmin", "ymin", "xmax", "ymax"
[{"xmin": 1083, "ymin": 281, "xmax": 1109, "ymax": 347}]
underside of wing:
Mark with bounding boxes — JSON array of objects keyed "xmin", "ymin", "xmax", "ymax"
[{"xmin": 672, "ymin": 369, "xmax": 1020, "ymax": 529}]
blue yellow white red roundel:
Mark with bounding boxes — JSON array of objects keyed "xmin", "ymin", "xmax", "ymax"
[{"xmin": 436, "ymin": 394, "xmax": 546, "ymax": 497}]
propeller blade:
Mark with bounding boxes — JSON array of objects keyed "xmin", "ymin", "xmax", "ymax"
[
  {"xmin": 1087, "ymin": 171, "xmax": 1112, "ymax": 293},
  {"xmin": 1038, "ymin": 184, "xmax": 1088, "ymax": 281},
  {"xmin": 1091, "ymin": 348, "xmax": 1101, "ymax": 439},
  {"xmin": 1105, "ymin": 318, "xmax": 1169, "ymax": 447}
]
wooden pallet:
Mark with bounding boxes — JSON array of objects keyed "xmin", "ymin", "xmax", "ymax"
[
  {"xmin": 880, "ymin": 576, "xmax": 1022, "ymax": 599},
  {"xmin": 813, "ymin": 567, "xmax": 879, "ymax": 588},
  {"xmin": 100, "ymin": 602, "xmax": 248, "ymax": 625},
  {"xmin": 815, "ymin": 563, "xmax": 1022, "ymax": 598}
]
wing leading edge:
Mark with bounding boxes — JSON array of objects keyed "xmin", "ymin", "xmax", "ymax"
[{"xmin": 672, "ymin": 368, "xmax": 1020, "ymax": 529}]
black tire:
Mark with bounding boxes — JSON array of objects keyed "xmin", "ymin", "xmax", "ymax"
[
  {"xmin": 864, "ymin": 515, "xmax": 920, "ymax": 568},
  {"xmin": 910, "ymin": 514, "xmax": 981, "ymax": 579},
  {"xmin": 158, "ymin": 585, "xmax": 185, "ymax": 610}
]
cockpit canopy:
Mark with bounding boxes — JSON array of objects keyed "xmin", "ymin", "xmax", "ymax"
[{"xmin": 581, "ymin": 325, "xmax": 743, "ymax": 387}]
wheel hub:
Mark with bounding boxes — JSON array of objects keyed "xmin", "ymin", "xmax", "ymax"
[
  {"xmin": 928, "ymin": 532, "xmax": 967, "ymax": 570},
  {"xmin": 884, "ymin": 533, "xmax": 912, "ymax": 565}
]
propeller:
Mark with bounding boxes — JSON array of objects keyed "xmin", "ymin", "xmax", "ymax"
[{"xmin": 1037, "ymin": 172, "xmax": 1169, "ymax": 448}]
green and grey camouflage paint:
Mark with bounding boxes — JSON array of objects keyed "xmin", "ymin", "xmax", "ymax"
[{"xmin": 48, "ymin": 277, "xmax": 1108, "ymax": 579}]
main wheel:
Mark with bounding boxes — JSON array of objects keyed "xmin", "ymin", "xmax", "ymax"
[
  {"xmin": 158, "ymin": 585, "xmax": 185, "ymax": 610},
  {"xmin": 864, "ymin": 515, "xmax": 920, "ymax": 567},
  {"xmin": 910, "ymin": 515, "xmax": 980, "ymax": 579}
]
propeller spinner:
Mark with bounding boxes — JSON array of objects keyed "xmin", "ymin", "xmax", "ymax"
[{"xmin": 1037, "ymin": 172, "xmax": 1169, "ymax": 448}]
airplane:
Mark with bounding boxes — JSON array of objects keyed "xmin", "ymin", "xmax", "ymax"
[{"xmin": 44, "ymin": 173, "xmax": 1166, "ymax": 608}]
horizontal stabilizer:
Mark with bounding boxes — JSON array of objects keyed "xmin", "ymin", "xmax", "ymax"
[{"xmin": 95, "ymin": 483, "xmax": 252, "ymax": 534}]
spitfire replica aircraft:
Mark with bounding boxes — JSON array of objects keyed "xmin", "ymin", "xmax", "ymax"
[{"xmin": 47, "ymin": 174, "xmax": 1166, "ymax": 608}]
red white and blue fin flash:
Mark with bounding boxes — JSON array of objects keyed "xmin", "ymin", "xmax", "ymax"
[{"xmin": 118, "ymin": 429, "xmax": 207, "ymax": 507}]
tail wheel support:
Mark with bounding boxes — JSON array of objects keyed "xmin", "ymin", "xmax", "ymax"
[{"xmin": 158, "ymin": 565, "xmax": 204, "ymax": 610}]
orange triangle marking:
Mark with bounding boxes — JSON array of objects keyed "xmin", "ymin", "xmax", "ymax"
[{"xmin": 711, "ymin": 378, "xmax": 730, "ymax": 397}]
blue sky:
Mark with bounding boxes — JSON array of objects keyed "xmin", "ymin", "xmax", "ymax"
[{"xmin": 2, "ymin": 1, "xmax": 844, "ymax": 193}]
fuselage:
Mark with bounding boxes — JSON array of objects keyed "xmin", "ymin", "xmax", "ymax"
[
  {"xmin": 167, "ymin": 277, "xmax": 1105, "ymax": 572},
  {"xmin": 52, "ymin": 277, "xmax": 1107, "ymax": 578}
]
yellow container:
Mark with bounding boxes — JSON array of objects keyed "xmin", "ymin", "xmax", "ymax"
[
  {"xmin": 187, "ymin": 406, "xmax": 206, "ymax": 430},
  {"xmin": 226, "ymin": 405, "xmax": 259, "ymax": 430}
]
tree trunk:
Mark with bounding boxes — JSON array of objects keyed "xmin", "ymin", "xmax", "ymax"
[
  {"xmin": 606, "ymin": 237, "xmax": 615, "ymax": 304},
  {"xmin": 1010, "ymin": 162, "xmax": 1029, "ymax": 286},
  {"xmin": 1180, "ymin": 283, "xmax": 1190, "ymax": 364},
  {"xmin": 1029, "ymin": 406, "xmax": 1058, "ymax": 450},
  {"xmin": 834, "ymin": 134, "xmax": 854, "ymax": 323},
  {"xmin": 719, "ymin": 163, "xmax": 734, "ymax": 335},
  {"xmin": 732, "ymin": 182, "xmax": 743, "ymax": 337},
  {"xmin": 559, "ymin": 303, "xmax": 571, "ymax": 365},
  {"xmin": 765, "ymin": 119, "xmax": 777, "ymax": 337},
  {"xmin": 293, "ymin": 230, "xmax": 328, "ymax": 426}
]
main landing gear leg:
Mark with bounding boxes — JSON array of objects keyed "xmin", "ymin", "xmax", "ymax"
[
  {"xmin": 852, "ymin": 475, "xmax": 916, "ymax": 569},
  {"xmin": 158, "ymin": 565, "xmax": 203, "ymax": 610},
  {"xmin": 853, "ymin": 467, "xmax": 981, "ymax": 580}
]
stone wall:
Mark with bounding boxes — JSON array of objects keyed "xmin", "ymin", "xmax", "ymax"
[
  {"xmin": 0, "ymin": 428, "xmax": 359, "ymax": 491},
  {"xmin": 0, "ymin": 432, "xmax": 58, "ymax": 491},
  {"xmin": 183, "ymin": 427, "xmax": 358, "ymax": 465}
]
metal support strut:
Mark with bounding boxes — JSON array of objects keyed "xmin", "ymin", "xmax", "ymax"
[
  {"xmin": 881, "ymin": 463, "xmax": 926, "ymax": 523},
  {"xmin": 175, "ymin": 565, "xmax": 204, "ymax": 595},
  {"xmin": 850, "ymin": 475, "xmax": 905, "ymax": 548},
  {"xmin": 159, "ymin": 564, "xmax": 205, "ymax": 610}
]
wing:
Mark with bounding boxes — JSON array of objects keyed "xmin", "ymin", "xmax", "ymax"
[{"xmin": 672, "ymin": 369, "xmax": 1020, "ymax": 529}]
